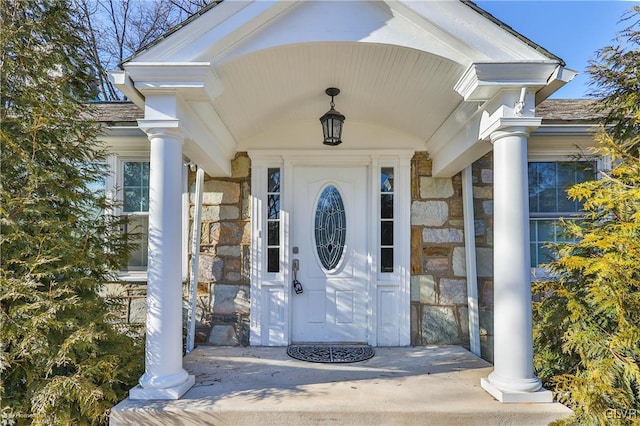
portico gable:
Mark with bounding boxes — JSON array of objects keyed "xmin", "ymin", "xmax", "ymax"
[{"xmin": 109, "ymin": 0, "xmax": 577, "ymax": 404}]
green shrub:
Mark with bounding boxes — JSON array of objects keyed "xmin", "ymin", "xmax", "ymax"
[
  {"xmin": 534, "ymin": 8, "xmax": 640, "ymax": 424},
  {"xmin": 534, "ymin": 132, "xmax": 640, "ymax": 425},
  {"xmin": 1, "ymin": 1, "xmax": 143, "ymax": 424}
]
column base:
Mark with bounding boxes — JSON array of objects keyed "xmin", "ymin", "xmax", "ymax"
[
  {"xmin": 129, "ymin": 375, "xmax": 195, "ymax": 400},
  {"xmin": 481, "ymin": 378, "xmax": 553, "ymax": 403}
]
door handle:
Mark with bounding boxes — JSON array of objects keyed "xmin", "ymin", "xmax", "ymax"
[{"xmin": 292, "ymin": 259, "xmax": 303, "ymax": 294}]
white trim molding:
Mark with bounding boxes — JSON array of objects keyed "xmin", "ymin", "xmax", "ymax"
[{"xmin": 248, "ymin": 150, "xmax": 413, "ymax": 347}]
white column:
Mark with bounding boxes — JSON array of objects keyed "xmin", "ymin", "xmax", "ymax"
[
  {"xmin": 129, "ymin": 127, "xmax": 195, "ymax": 400},
  {"xmin": 480, "ymin": 127, "xmax": 552, "ymax": 403}
]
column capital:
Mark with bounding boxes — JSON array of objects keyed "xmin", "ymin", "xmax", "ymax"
[
  {"xmin": 480, "ymin": 116, "xmax": 542, "ymax": 141},
  {"xmin": 489, "ymin": 126, "xmax": 532, "ymax": 144},
  {"xmin": 137, "ymin": 119, "xmax": 184, "ymax": 142}
]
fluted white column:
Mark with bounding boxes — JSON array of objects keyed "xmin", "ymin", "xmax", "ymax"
[
  {"xmin": 129, "ymin": 127, "xmax": 195, "ymax": 400},
  {"xmin": 480, "ymin": 127, "xmax": 552, "ymax": 403}
]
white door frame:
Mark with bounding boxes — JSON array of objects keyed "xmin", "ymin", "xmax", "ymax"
[{"xmin": 249, "ymin": 150, "xmax": 413, "ymax": 347}]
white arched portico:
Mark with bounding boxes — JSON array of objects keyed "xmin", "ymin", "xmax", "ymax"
[{"xmin": 110, "ymin": 0, "xmax": 575, "ymax": 402}]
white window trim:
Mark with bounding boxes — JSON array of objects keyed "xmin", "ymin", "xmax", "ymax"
[
  {"xmin": 106, "ymin": 154, "xmax": 151, "ymax": 282},
  {"xmin": 527, "ymin": 153, "xmax": 606, "ymax": 280}
]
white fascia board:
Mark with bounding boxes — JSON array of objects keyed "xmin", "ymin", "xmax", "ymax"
[
  {"xmin": 179, "ymin": 100, "xmax": 236, "ymax": 176},
  {"xmin": 133, "ymin": 1, "xmax": 294, "ymax": 63},
  {"xmin": 428, "ymin": 89, "xmax": 542, "ymax": 177},
  {"xmin": 426, "ymin": 100, "xmax": 482, "ymax": 158},
  {"xmin": 100, "ymin": 126, "xmax": 148, "ymax": 154},
  {"xmin": 384, "ymin": 1, "xmax": 478, "ymax": 66},
  {"xmin": 394, "ymin": 0, "xmax": 553, "ymax": 63},
  {"xmin": 108, "ymin": 71, "xmax": 145, "ymax": 108},
  {"xmin": 131, "ymin": 1, "xmax": 258, "ymax": 62},
  {"xmin": 529, "ymin": 124, "xmax": 600, "ymax": 158},
  {"xmin": 124, "ymin": 62, "xmax": 223, "ymax": 101},
  {"xmin": 102, "ymin": 125, "xmax": 145, "ymax": 138},
  {"xmin": 429, "ymin": 109, "xmax": 492, "ymax": 178},
  {"xmin": 135, "ymin": 97, "xmax": 235, "ymax": 177},
  {"xmin": 455, "ymin": 62, "xmax": 560, "ymax": 102},
  {"xmin": 536, "ymin": 66, "xmax": 579, "ymax": 103},
  {"xmin": 532, "ymin": 124, "xmax": 598, "ymax": 137}
]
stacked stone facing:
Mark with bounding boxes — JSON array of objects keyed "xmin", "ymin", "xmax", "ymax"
[
  {"xmin": 191, "ymin": 152, "xmax": 252, "ymax": 346},
  {"xmin": 410, "ymin": 152, "xmax": 470, "ymax": 347}
]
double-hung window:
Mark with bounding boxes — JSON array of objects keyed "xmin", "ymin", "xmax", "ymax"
[
  {"xmin": 528, "ymin": 160, "xmax": 596, "ymax": 268},
  {"xmin": 120, "ymin": 159, "xmax": 150, "ymax": 276}
]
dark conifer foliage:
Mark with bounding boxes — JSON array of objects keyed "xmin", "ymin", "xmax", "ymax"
[{"xmin": 1, "ymin": 1, "xmax": 143, "ymax": 423}]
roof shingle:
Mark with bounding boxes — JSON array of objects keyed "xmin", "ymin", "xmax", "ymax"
[
  {"xmin": 89, "ymin": 99, "xmax": 604, "ymax": 126},
  {"xmin": 88, "ymin": 102, "xmax": 143, "ymax": 124},
  {"xmin": 535, "ymin": 99, "xmax": 603, "ymax": 123}
]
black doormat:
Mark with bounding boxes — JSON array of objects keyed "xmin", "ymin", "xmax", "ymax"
[{"xmin": 287, "ymin": 344, "xmax": 375, "ymax": 363}]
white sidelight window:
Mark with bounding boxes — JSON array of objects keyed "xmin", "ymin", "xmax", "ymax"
[
  {"xmin": 380, "ymin": 167, "xmax": 394, "ymax": 273},
  {"xmin": 528, "ymin": 160, "xmax": 597, "ymax": 268},
  {"xmin": 266, "ymin": 167, "xmax": 281, "ymax": 273}
]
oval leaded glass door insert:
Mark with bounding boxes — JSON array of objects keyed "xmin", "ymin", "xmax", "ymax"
[{"xmin": 315, "ymin": 185, "xmax": 346, "ymax": 270}]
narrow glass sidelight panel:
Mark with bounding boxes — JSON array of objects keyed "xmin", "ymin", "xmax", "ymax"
[
  {"xmin": 315, "ymin": 185, "xmax": 346, "ymax": 270},
  {"xmin": 380, "ymin": 248, "xmax": 394, "ymax": 273},
  {"xmin": 381, "ymin": 167, "xmax": 394, "ymax": 192},
  {"xmin": 380, "ymin": 221, "xmax": 394, "ymax": 246},
  {"xmin": 380, "ymin": 167, "xmax": 394, "ymax": 273},
  {"xmin": 268, "ymin": 168, "xmax": 281, "ymax": 193},
  {"xmin": 267, "ymin": 168, "xmax": 281, "ymax": 273},
  {"xmin": 267, "ymin": 221, "xmax": 280, "ymax": 246}
]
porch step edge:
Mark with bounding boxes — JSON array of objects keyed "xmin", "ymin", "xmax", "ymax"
[{"xmin": 110, "ymin": 406, "xmax": 572, "ymax": 426}]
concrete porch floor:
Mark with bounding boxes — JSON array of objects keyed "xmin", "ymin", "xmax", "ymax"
[{"xmin": 110, "ymin": 345, "xmax": 572, "ymax": 425}]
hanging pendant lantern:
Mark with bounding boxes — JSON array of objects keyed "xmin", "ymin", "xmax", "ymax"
[{"xmin": 320, "ymin": 87, "xmax": 345, "ymax": 146}]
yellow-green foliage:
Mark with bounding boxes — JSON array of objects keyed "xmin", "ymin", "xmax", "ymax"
[
  {"xmin": 534, "ymin": 7, "xmax": 640, "ymax": 424},
  {"xmin": 534, "ymin": 134, "xmax": 640, "ymax": 426}
]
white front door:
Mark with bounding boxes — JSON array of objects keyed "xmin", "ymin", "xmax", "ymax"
[{"xmin": 291, "ymin": 166, "xmax": 369, "ymax": 343}]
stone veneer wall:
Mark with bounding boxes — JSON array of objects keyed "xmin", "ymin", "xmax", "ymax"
[
  {"xmin": 192, "ymin": 152, "xmax": 252, "ymax": 346},
  {"xmin": 106, "ymin": 151, "xmax": 498, "ymax": 358},
  {"xmin": 471, "ymin": 152, "xmax": 494, "ymax": 362},
  {"xmin": 100, "ymin": 283, "xmax": 147, "ymax": 332},
  {"xmin": 410, "ymin": 151, "xmax": 495, "ymax": 363},
  {"xmin": 410, "ymin": 152, "xmax": 469, "ymax": 347}
]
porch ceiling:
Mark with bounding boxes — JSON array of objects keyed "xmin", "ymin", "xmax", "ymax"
[{"xmin": 213, "ymin": 42, "xmax": 466, "ymax": 147}]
